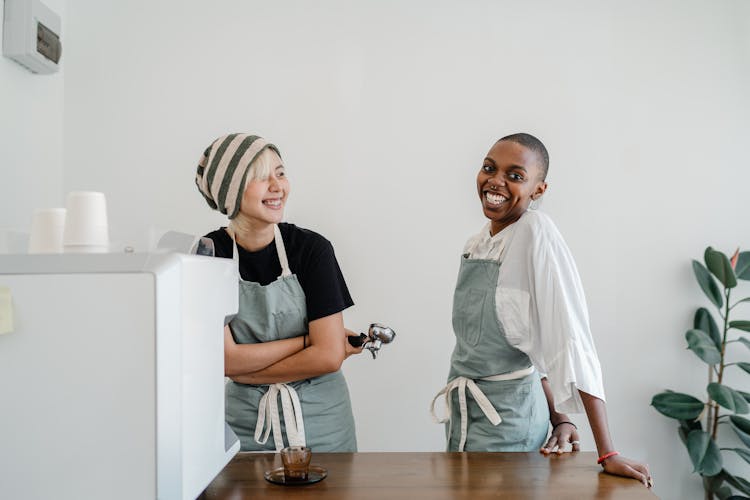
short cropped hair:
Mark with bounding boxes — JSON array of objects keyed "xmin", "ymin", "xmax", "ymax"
[{"xmin": 497, "ymin": 133, "xmax": 549, "ymax": 180}]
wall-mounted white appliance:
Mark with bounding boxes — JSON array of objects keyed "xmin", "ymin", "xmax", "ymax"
[
  {"xmin": 0, "ymin": 251, "xmax": 239, "ymax": 500},
  {"xmin": 2, "ymin": 0, "xmax": 61, "ymax": 73}
]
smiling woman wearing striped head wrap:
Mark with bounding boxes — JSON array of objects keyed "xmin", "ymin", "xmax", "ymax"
[
  {"xmin": 195, "ymin": 134, "xmax": 282, "ymax": 220},
  {"xmin": 196, "ymin": 133, "xmax": 362, "ymax": 452}
]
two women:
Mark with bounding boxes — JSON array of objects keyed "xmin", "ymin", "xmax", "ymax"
[{"xmin": 194, "ymin": 131, "xmax": 650, "ymax": 487}]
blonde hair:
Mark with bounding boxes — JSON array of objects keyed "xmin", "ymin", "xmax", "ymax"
[{"xmin": 246, "ymin": 147, "xmax": 283, "ymax": 183}]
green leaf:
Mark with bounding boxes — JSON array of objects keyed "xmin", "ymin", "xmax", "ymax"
[
  {"xmin": 737, "ymin": 362, "xmax": 750, "ymax": 375},
  {"xmin": 680, "ymin": 418, "xmax": 703, "ymax": 432},
  {"xmin": 715, "ymin": 486, "xmax": 733, "ymax": 500},
  {"xmin": 739, "ymin": 391, "xmax": 750, "ymax": 404},
  {"xmin": 733, "ymin": 297, "xmax": 750, "ymax": 308},
  {"xmin": 722, "ymin": 469, "xmax": 750, "ymax": 496},
  {"xmin": 694, "ymin": 260, "xmax": 724, "ymax": 308},
  {"xmin": 736, "ymin": 251, "xmax": 750, "ymax": 280},
  {"xmin": 695, "ymin": 307, "xmax": 722, "ymax": 350},
  {"xmin": 730, "ymin": 416, "xmax": 750, "ymax": 447},
  {"xmin": 721, "ymin": 488, "xmax": 739, "ymax": 500},
  {"xmin": 706, "ymin": 474, "xmax": 727, "ymax": 494},
  {"xmin": 706, "ymin": 247, "xmax": 738, "ymax": 289},
  {"xmin": 687, "ymin": 430, "xmax": 723, "ymax": 476},
  {"xmin": 708, "ymin": 383, "xmax": 750, "ymax": 414},
  {"xmin": 728, "ymin": 448, "xmax": 750, "ymax": 466},
  {"xmin": 707, "ymin": 476, "xmax": 750, "ymax": 500},
  {"xmin": 738, "ymin": 338, "xmax": 750, "ymax": 351},
  {"xmin": 686, "ymin": 329, "xmax": 722, "ymax": 365},
  {"xmin": 652, "ymin": 391, "xmax": 705, "ymax": 420},
  {"xmin": 678, "ymin": 426, "xmax": 689, "ymax": 446},
  {"xmin": 679, "ymin": 419, "xmax": 703, "ymax": 446},
  {"xmin": 730, "ymin": 321, "xmax": 750, "ymax": 332}
]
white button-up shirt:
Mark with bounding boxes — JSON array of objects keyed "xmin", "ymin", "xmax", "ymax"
[{"xmin": 463, "ymin": 210, "xmax": 605, "ymax": 414}]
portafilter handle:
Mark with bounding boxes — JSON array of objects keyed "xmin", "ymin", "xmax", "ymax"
[
  {"xmin": 347, "ymin": 332, "xmax": 368, "ymax": 348},
  {"xmin": 347, "ymin": 323, "xmax": 396, "ymax": 359}
]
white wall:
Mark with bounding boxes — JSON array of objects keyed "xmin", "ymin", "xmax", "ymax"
[
  {"xmin": 59, "ymin": 1, "xmax": 750, "ymax": 499},
  {"xmin": 0, "ymin": 0, "xmax": 65, "ymax": 248}
]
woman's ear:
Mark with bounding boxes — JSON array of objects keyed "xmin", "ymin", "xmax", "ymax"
[{"xmin": 532, "ymin": 181, "xmax": 548, "ymax": 200}]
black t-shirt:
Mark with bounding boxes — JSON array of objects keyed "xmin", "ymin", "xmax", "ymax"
[{"xmin": 205, "ymin": 223, "xmax": 354, "ymax": 322}]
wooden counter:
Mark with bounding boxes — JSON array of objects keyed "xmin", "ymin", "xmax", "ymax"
[{"xmin": 201, "ymin": 451, "xmax": 656, "ymax": 499}]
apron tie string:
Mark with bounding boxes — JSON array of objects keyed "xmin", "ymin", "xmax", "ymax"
[
  {"xmin": 254, "ymin": 383, "xmax": 306, "ymax": 451},
  {"xmin": 430, "ymin": 366, "xmax": 535, "ymax": 452},
  {"xmin": 430, "ymin": 377, "xmax": 501, "ymax": 452}
]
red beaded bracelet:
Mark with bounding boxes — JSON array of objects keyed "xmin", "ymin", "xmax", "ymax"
[{"xmin": 597, "ymin": 451, "xmax": 620, "ymax": 464}]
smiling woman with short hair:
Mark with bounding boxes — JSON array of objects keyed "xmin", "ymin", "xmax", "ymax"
[{"xmin": 431, "ymin": 133, "xmax": 652, "ymax": 487}]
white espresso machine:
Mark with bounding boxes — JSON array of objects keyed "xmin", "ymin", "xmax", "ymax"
[{"xmin": 0, "ymin": 251, "xmax": 239, "ymax": 500}]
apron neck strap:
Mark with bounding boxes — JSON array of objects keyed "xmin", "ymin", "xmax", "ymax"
[
  {"xmin": 273, "ymin": 224, "xmax": 292, "ymax": 278},
  {"xmin": 467, "ymin": 223, "xmax": 515, "ymax": 260},
  {"xmin": 231, "ymin": 224, "xmax": 293, "ymax": 278}
]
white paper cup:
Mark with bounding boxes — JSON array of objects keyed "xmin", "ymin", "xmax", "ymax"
[
  {"xmin": 28, "ymin": 208, "xmax": 66, "ymax": 254},
  {"xmin": 63, "ymin": 191, "xmax": 109, "ymax": 253}
]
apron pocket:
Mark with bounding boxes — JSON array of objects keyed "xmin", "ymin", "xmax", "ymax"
[
  {"xmin": 230, "ymin": 315, "xmax": 274, "ymax": 343},
  {"xmin": 273, "ymin": 308, "xmax": 308, "ymax": 339},
  {"xmin": 452, "ymin": 288, "xmax": 486, "ymax": 346}
]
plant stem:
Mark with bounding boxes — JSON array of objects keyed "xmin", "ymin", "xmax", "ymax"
[
  {"xmin": 712, "ymin": 287, "xmax": 732, "ymax": 441},
  {"xmin": 707, "ymin": 366, "xmax": 714, "ymax": 430}
]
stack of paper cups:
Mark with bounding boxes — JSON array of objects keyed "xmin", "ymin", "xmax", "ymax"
[
  {"xmin": 28, "ymin": 208, "xmax": 67, "ymax": 254},
  {"xmin": 63, "ymin": 191, "xmax": 109, "ymax": 253}
]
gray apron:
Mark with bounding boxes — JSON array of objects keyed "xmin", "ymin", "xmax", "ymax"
[
  {"xmin": 225, "ymin": 225, "xmax": 357, "ymax": 452},
  {"xmin": 431, "ymin": 243, "xmax": 549, "ymax": 452}
]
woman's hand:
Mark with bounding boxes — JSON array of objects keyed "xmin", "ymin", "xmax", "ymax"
[
  {"xmin": 540, "ymin": 415, "xmax": 580, "ymax": 455},
  {"xmin": 344, "ymin": 328, "xmax": 364, "ymax": 359},
  {"xmin": 601, "ymin": 454, "xmax": 652, "ymax": 488}
]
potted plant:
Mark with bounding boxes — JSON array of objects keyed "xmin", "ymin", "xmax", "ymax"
[{"xmin": 652, "ymin": 247, "xmax": 750, "ymax": 499}]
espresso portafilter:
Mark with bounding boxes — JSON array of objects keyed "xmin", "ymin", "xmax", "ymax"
[{"xmin": 347, "ymin": 323, "xmax": 396, "ymax": 359}]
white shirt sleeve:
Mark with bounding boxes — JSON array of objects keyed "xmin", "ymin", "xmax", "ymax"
[{"xmin": 496, "ymin": 211, "xmax": 605, "ymax": 414}]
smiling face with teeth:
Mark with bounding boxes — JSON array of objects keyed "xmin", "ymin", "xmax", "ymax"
[
  {"xmin": 477, "ymin": 139, "xmax": 548, "ymax": 236},
  {"xmin": 237, "ymin": 148, "xmax": 289, "ymax": 227}
]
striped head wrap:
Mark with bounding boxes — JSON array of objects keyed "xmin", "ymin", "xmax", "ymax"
[{"xmin": 195, "ymin": 133, "xmax": 281, "ymax": 219}]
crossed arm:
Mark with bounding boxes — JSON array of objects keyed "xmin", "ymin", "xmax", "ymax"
[{"xmin": 225, "ymin": 311, "xmax": 360, "ymax": 385}]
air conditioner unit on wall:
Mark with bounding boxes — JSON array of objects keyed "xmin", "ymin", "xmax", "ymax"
[{"xmin": 2, "ymin": 0, "xmax": 61, "ymax": 74}]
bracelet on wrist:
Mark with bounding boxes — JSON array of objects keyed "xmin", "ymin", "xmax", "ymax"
[
  {"xmin": 552, "ymin": 420, "xmax": 577, "ymax": 430},
  {"xmin": 597, "ymin": 451, "xmax": 620, "ymax": 465}
]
